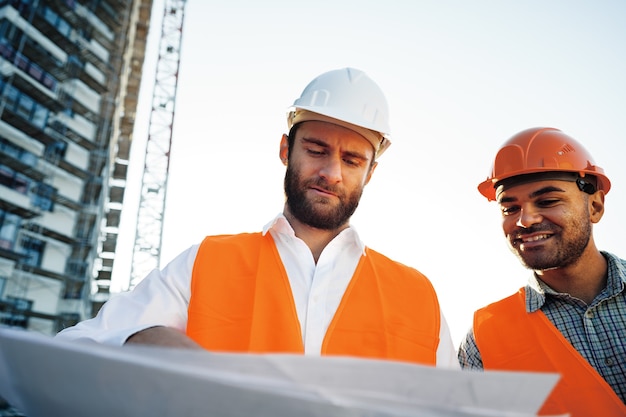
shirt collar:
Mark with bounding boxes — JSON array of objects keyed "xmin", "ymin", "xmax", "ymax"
[
  {"xmin": 524, "ymin": 251, "xmax": 626, "ymax": 312},
  {"xmin": 603, "ymin": 251, "xmax": 626, "ymax": 292},
  {"xmin": 525, "ymin": 276, "xmax": 549, "ymax": 313},
  {"xmin": 262, "ymin": 213, "xmax": 366, "ymax": 255}
]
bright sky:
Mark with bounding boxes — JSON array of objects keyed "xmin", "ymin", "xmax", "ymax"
[{"xmin": 113, "ymin": 0, "xmax": 626, "ymax": 346}]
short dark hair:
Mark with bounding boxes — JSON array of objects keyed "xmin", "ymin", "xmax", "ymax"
[
  {"xmin": 287, "ymin": 123, "xmax": 301, "ymax": 150},
  {"xmin": 495, "ymin": 171, "xmax": 597, "ymax": 199}
]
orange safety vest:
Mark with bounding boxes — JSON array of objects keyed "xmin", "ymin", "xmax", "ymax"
[
  {"xmin": 474, "ymin": 288, "xmax": 626, "ymax": 417},
  {"xmin": 187, "ymin": 232, "xmax": 441, "ymax": 365}
]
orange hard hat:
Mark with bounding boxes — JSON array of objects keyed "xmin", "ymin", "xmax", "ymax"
[{"xmin": 478, "ymin": 127, "xmax": 611, "ymax": 201}]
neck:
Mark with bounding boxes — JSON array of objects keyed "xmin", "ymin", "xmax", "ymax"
[
  {"xmin": 535, "ymin": 247, "xmax": 607, "ymax": 305},
  {"xmin": 283, "ymin": 206, "xmax": 348, "ymax": 263}
]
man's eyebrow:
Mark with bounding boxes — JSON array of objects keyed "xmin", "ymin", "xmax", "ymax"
[
  {"xmin": 529, "ymin": 186, "xmax": 566, "ymax": 199},
  {"xmin": 301, "ymin": 137, "xmax": 327, "ymax": 147},
  {"xmin": 498, "ymin": 185, "xmax": 566, "ymax": 204}
]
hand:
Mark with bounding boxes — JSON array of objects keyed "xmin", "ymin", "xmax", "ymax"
[{"xmin": 125, "ymin": 326, "xmax": 203, "ymax": 349}]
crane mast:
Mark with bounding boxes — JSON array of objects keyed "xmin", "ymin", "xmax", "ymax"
[{"xmin": 128, "ymin": 0, "xmax": 187, "ymax": 290}]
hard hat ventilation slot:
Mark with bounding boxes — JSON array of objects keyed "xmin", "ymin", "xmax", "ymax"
[{"xmin": 556, "ymin": 144, "xmax": 575, "ymax": 156}]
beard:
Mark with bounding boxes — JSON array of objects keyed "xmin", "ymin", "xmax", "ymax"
[
  {"xmin": 284, "ymin": 163, "xmax": 363, "ymax": 230},
  {"xmin": 508, "ymin": 216, "xmax": 592, "ymax": 271}
]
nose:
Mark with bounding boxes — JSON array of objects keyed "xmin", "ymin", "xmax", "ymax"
[
  {"xmin": 319, "ymin": 155, "xmax": 342, "ymax": 184},
  {"xmin": 516, "ymin": 205, "xmax": 542, "ymax": 228}
]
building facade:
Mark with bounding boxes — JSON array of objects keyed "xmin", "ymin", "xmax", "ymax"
[{"xmin": 0, "ymin": 0, "xmax": 152, "ymax": 338}]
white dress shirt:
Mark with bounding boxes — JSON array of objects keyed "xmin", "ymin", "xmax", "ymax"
[{"xmin": 57, "ymin": 213, "xmax": 459, "ymax": 369}]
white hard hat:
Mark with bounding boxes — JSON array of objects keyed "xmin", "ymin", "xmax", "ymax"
[{"xmin": 287, "ymin": 68, "xmax": 392, "ymax": 158}]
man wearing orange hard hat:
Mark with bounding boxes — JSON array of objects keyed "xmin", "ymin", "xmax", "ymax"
[{"xmin": 458, "ymin": 127, "xmax": 626, "ymax": 416}]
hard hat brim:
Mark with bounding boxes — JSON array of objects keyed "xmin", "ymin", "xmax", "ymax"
[{"xmin": 288, "ymin": 109, "xmax": 391, "ymax": 158}]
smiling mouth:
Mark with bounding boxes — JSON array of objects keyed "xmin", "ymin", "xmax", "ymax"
[
  {"xmin": 512, "ymin": 233, "xmax": 552, "ymax": 248},
  {"xmin": 521, "ymin": 234, "xmax": 551, "ymax": 243}
]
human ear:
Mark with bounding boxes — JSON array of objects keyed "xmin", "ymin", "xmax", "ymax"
[
  {"xmin": 589, "ymin": 191, "xmax": 605, "ymax": 224},
  {"xmin": 279, "ymin": 134, "xmax": 289, "ymax": 165}
]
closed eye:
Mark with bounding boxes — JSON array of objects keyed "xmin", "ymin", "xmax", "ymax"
[
  {"xmin": 343, "ymin": 157, "xmax": 361, "ymax": 167},
  {"xmin": 306, "ymin": 148, "xmax": 325, "ymax": 156}
]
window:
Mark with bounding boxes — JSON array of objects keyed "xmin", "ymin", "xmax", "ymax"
[
  {"xmin": 20, "ymin": 150, "xmax": 37, "ymax": 166},
  {"xmin": 0, "ymin": 41, "xmax": 12, "ymax": 60},
  {"xmin": 67, "ymin": 55, "xmax": 84, "ymax": 70},
  {"xmin": 0, "ymin": 164, "xmax": 32, "ymax": 193},
  {"xmin": 31, "ymin": 104, "xmax": 48, "ymax": 128},
  {"xmin": 1, "ymin": 296, "xmax": 33, "ymax": 328},
  {"xmin": 0, "ymin": 137, "xmax": 20, "ymax": 159},
  {"xmin": 0, "ymin": 81, "xmax": 51, "ymax": 129},
  {"xmin": 2, "ymin": 83, "xmax": 19, "ymax": 109},
  {"xmin": 63, "ymin": 284, "xmax": 82, "ymax": 300},
  {"xmin": 43, "ymin": 8, "xmax": 59, "ymax": 27},
  {"xmin": 56, "ymin": 312, "xmax": 79, "ymax": 331},
  {"xmin": 14, "ymin": 53, "xmax": 28, "ymax": 72},
  {"xmin": 42, "ymin": 73, "xmax": 56, "ymax": 90},
  {"xmin": 0, "ymin": 137, "xmax": 36, "ymax": 166},
  {"xmin": 0, "ymin": 164, "xmax": 12, "ymax": 188},
  {"xmin": 45, "ymin": 140, "xmax": 67, "ymax": 161},
  {"xmin": 0, "ymin": 164, "xmax": 29, "ymax": 193},
  {"xmin": 13, "ymin": 172, "xmax": 29, "ymax": 194},
  {"xmin": 57, "ymin": 19, "xmax": 71, "ymax": 37},
  {"xmin": 20, "ymin": 236, "xmax": 45, "ymax": 267},
  {"xmin": 16, "ymin": 93, "xmax": 34, "ymax": 119},
  {"xmin": 0, "ymin": 211, "xmax": 20, "ymax": 251},
  {"xmin": 42, "ymin": 6, "xmax": 72, "ymax": 38},
  {"xmin": 32, "ymin": 183, "xmax": 55, "ymax": 211},
  {"xmin": 27, "ymin": 62, "xmax": 43, "ymax": 80}
]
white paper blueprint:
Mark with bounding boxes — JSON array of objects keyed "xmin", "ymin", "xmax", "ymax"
[{"xmin": 0, "ymin": 327, "xmax": 564, "ymax": 417}]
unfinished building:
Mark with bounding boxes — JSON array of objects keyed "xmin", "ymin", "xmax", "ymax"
[{"xmin": 0, "ymin": 0, "xmax": 153, "ymax": 335}]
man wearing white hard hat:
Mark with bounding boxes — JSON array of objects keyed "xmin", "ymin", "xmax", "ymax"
[{"xmin": 57, "ymin": 68, "xmax": 458, "ymax": 368}]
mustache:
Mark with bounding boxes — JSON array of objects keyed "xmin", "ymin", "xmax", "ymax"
[
  {"xmin": 515, "ymin": 224, "xmax": 558, "ymax": 236},
  {"xmin": 305, "ymin": 178, "xmax": 342, "ymax": 195}
]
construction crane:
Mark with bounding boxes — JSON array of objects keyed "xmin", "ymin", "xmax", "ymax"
[{"xmin": 128, "ymin": 0, "xmax": 187, "ymax": 290}]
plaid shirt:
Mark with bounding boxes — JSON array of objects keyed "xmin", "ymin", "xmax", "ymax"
[{"xmin": 458, "ymin": 251, "xmax": 626, "ymax": 403}]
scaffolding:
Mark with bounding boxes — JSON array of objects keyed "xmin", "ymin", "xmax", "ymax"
[
  {"xmin": 92, "ymin": 0, "xmax": 154, "ymax": 312},
  {"xmin": 128, "ymin": 0, "xmax": 186, "ymax": 290}
]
